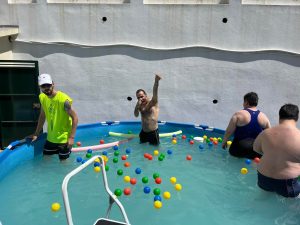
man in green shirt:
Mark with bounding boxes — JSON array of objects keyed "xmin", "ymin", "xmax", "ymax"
[{"xmin": 31, "ymin": 74, "xmax": 78, "ymax": 160}]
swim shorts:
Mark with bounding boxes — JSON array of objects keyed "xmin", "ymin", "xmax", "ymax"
[
  {"xmin": 43, "ymin": 140, "xmax": 71, "ymax": 160},
  {"xmin": 257, "ymin": 171, "xmax": 300, "ymax": 198},
  {"xmin": 229, "ymin": 138, "xmax": 262, "ymax": 159},
  {"xmin": 139, "ymin": 129, "xmax": 160, "ymax": 145}
]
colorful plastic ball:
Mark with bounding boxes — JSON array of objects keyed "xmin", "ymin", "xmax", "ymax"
[
  {"xmin": 189, "ymin": 140, "xmax": 194, "ymax": 145},
  {"xmin": 167, "ymin": 149, "xmax": 173, "ymax": 155},
  {"xmin": 51, "ymin": 202, "xmax": 61, "ymax": 212},
  {"xmin": 154, "ymin": 195, "xmax": 162, "ymax": 201},
  {"xmin": 100, "ymin": 140, "xmax": 105, "ymax": 144},
  {"xmin": 124, "ymin": 162, "xmax": 131, "ymax": 167},
  {"xmin": 186, "ymin": 155, "xmax": 192, "ymax": 161},
  {"xmin": 199, "ymin": 144, "xmax": 204, "ymax": 150},
  {"xmin": 154, "ymin": 201, "xmax": 162, "ymax": 209},
  {"xmin": 245, "ymin": 159, "xmax": 251, "ymax": 165},
  {"xmin": 76, "ymin": 156, "xmax": 82, "ymax": 163},
  {"xmin": 143, "ymin": 186, "xmax": 151, "ymax": 194},
  {"xmin": 155, "ymin": 177, "xmax": 162, "ymax": 184},
  {"xmin": 213, "ymin": 140, "xmax": 218, "ymax": 145},
  {"xmin": 170, "ymin": 177, "xmax": 177, "ymax": 184},
  {"xmin": 102, "ymin": 151, "xmax": 108, "ymax": 156},
  {"xmin": 172, "ymin": 134, "xmax": 177, "ymax": 138},
  {"xmin": 203, "ymin": 135, "xmax": 207, "ymax": 140},
  {"xmin": 208, "ymin": 142, "xmax": 213, "ymax": 147},
  {"xmin": 163, "ymin": 191, "xmax": 171, "ymax": 199},
  {"xmin": 113, "ymin": 158, "xmax": 119, "ymax": 163},
  {"xmin": 154, "ymin": 150, "xmax": 159, "ymax": 156},
  {"xmin": 114, "ymin": 188, "xmax": 122, "ymax": 197},
  {"xmin": 218, "ymin": 137, "xmax": 223, "ymax": 142},
  {"xmin": 117, "ymin": 169, "xmax": 123, "ymax": 176},
  {"xmin": 86, "ymin": 153, "xmax": 92, "ymax": 158},
  {"xmin": 94, "ymin": 162, "xmax": 100, "ymax": 167},
  {"xmin": 105, "ymin": 165, "xmax": 109, "ymax": 171},
  {"xmin": 102, "ymin": 155, "xmax": 108, "ymax": 162},
  {"xmin": 121, "ymin": 155, "xmax": 127, "ymax": 160},
  {"xmin": 130, "ymin": 178, "xmax": 137, "ymax": 185},
  {"xmin": 113, "ymin": 145, "xmax": 119, "ymax": 151},
  {"xmin": 94, "ymin": 166, "xmax": 101, "ymax": 173},
  {"xmin": 114, "ymin": 151, "xmax": 120, "ymax": 156},
  {"xmin": 227, "ymin": 141, "xmax": 232, "ymax": 147},
  {"xmin": 182, "ymin": 135, "xmax": 187, "ymax": 139},
  {"xmin": 153, "ymin": 188, "xmax": 161, "ymax": 196},
  {"xmin": 135, "ymin": 168, "xmax": 142, "ymax": 174},
  {"xmin": 76, "ymin": 142, "xmax": 81, "ymax": 147},
  {"xmin": 158, "ymin": 156, "xmax": 164, "ymax": 161},
  {"xmin": 172, "ymin": 139, "xmax": 177, "ymax": 144},
  {"xmin": 253, "ymin": 157, "xmax": 260, "ymax": 164},
  {"xmin": 125, "ymin": 148, "xmax": 131, "ymax": 154},
  {"xmin": 87, "ymin": 149, "xmax": 93, "ymax": 154},
  {"xmin": 153, "ymin": 173, "xmax": 160, "ymax": 179},
  {"xmin": 127, "ymin": 130, "xmax": 132, "ymax": 134},
  {"xmin": 147, "ymin": 154, "xmax": 153, "ymax": 160},
  {"xmin": 175, "ymin": 183, "xmax": 182, "ymax": 191},
  {"xmin": 123, "ymin": 188, "xmax": 131, "ymax": 196},
  {"xmin": 124, "ymin": 176, "xmax": 130, "ymax": 183},
  {"xmin": 142, "ymin": 177, "xmax": 149, "ymax": 183},
  {"xmin": 94, "ymin": 158, "xmax": 100, "ymax": 163},
  {"xmin": 81, "ymin": 159, "xmax": 87, "ymax": 164},
  {"xmin": 240, "ymin": 168, "xmax": 248, "ymax": 174},
  {"xmin": 144, "ymin": 153, "xmax": 150, "ymax": 159}
]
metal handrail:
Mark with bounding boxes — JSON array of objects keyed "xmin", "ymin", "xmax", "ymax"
[{"xmin": 62, "ymin": 155, "xmax": 130, "ymax": 225}]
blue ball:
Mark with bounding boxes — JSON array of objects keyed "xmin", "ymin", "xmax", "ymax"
[
  {"xmin": 245, "ymin": 159, "xmax": 251, "ymax": 165},
  {"xmin": 113, "ymin": 145, "xmax": 118, "ymax": 151},
  {"xmin": 167, "ymin": 149, "xmax": 173, "ymax": 155},
  {"xmin": 76, "ymin": 156, "xmax": 82, "ymax": 163},
  {"xmin": 87, "ymin": 149, "xmax": 93, "ymax": 154},
  {"xmin": 125, "ymin": 148, "xmax": 131, "ymax": 154},
  {"xmin": 172, "ymin": 134, "xmax": 177, "ymax": 138},
  {"xmin": 81, "ymin": 159, "xmax": 87, "ymax": 164},
  {"xmin": 144, "ymin": 186, "xmax": 151, "ymax": 194},
  {"xmin": 154, "ymin": 195, "xmax": 162, "ymax": 202},
  {"xmin": 94, "ymin": 162, "xmax": 100, "ymax": 167},
  {"xmin": 208, "ymin": 142, "xmax": 213, "ymax": 147},
  {"xmin": 135, "ymin": 168, "xmax": 142, "ymax": 174},
  {"xmin": 199, "ymin": 144, "xmax": 204, "ymax": 150},
  {"xmin": 102, "ymin": 151, "xmax": 108, "ymax": 156}
]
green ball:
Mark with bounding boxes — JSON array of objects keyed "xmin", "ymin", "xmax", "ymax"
[
  {"xmin": 190, "ymin": 135, "xmax": 194, "ymax": 139},
  {"xmin": 105, "ymin": 165, "xmax": 109, "ymax": 171},
  {"xmin": 117, "ymin": 169, "xmax": 123, "ymax": 176},
  {"xmin": 86, "ymin": 153, "xmax": 92, "ymax": 158},
  {"xmin": 142, "ymin": 177, "xmax": 149, "ymax": 183},
  {"xmin": 114, "ymin": 151, "xmax": 120, "ymax": 156},
  {"xmin": 153, "ymin": 188, "xmax": 161, "ymax": 196},
  {"xmin": 113, "ymin": 158, "xmax": 118, "ymax": 163},
  {"xmin": 114, "ymin": 188, "xmax": 122, "ymax": 196},
  {"xmin": 158, "ymin": 156, "xmax": 164, "ymax": 161},
  {"xmin": 159, "ymin": 153, "xmax": 165, "ymax": 159},
  {"xmin": 128, "ymin": 130, "xmax": 132, "ymax": 134},
  {"xmin": 153, "ymin": 173, "xmax": 160, "ymax": 179}
]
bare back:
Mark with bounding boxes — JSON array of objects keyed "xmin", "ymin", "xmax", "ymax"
[{"xmin": 254, "ymin": 123, "xmax": 300, "ymax": 179}]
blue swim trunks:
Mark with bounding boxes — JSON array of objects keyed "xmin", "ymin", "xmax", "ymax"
[{"xmin": 257, "ymin": 171, "xmax": 300, "ymax": 198}]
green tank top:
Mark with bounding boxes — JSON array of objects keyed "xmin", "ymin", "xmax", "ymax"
[{"xmin": 39, "ymin": 91, "xmax": 73, "ymax": 144}]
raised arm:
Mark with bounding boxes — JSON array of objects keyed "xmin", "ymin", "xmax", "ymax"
[
  {"xmin": 64, "ymin": 100, "xmax": 78, "ymax": 147},
  {"xmin": 151, "ymin": 74, "xmax": 161, "ymax": 104},
  {"xmin": 222, "ymin": 113, "xmax": 238, "ymax": 149}
]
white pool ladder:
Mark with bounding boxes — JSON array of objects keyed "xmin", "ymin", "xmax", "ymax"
[{"xmin": 62, "ymin": 155, "xmax": 131, "ymax": 225}]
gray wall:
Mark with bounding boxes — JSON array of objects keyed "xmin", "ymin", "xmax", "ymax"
[{"xmin": 1, "ymin": 0, "xmax": 300, "ymax": 129}]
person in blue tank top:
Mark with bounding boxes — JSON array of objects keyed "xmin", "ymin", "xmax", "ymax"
[{"xmin": 222, "ymin": 92, "xmax": 271, "ymax": 159}]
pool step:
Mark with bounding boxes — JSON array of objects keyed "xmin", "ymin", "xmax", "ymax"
[{"xmin": 94, "ymin": 218, "xmax": 128, "ymax": 225}]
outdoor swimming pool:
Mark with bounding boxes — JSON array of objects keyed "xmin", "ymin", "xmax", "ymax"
[{"xmin": 0, "ymin": 121, "xmax": 299, "ymax": 225}]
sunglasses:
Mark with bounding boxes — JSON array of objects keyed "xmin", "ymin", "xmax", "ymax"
[{"xmin": 40, "ymin": 84, "xmax": 52, "ymax": 89}]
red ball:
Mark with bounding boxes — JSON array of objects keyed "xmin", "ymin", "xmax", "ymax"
[
  {"xmin": 144, "ymin": 153, "xmax": 150, "ymax": 159},
  {"xmin": 253, "ymin": 157, "xmax": 260, "ymax": 163},
  {"xmin": 155, "ymin": 177, "xmax": 162, "ymax": 184},
  {"xmin": 186, "ymin": 155, "xmax": 192, "ymax": 161},
  {"xmin": 213, "ymin": 140, "xmax": 218, "ymax": 145},
  {"xmin": 189, "ymin": 140, "xmax": 194, "ymax": 145},
  {"xmin": 130, "ymin": 178, "xmax": 137, "ymax": 185},
  {"xmin": 123, "ymin": 188, "xmax": 131, "ymax": 196},
  {"xmin": 76, "ymin": 142, "xmax": 81, "ymax": 147},
  {"xmin": 121, "ymin": 155, "xmax": 127, "ymax": 160},
  {"xmin": 182, "ymin": 135, "xmax": 187, "ymax": 139},
  {"xmin": 100, "ymin": 140, "xmax": 105, "ymax": 144},
  {"xmin": 148, "ymin": 154, "xmax": 153, "ymax": 160}
]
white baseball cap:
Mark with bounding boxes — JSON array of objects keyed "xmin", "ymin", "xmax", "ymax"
[{"xmin": 38, "ymin": 74, "xmax": 53, "ymax": 86}]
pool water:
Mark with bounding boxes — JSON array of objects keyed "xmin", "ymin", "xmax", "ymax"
[{"xmin": 0, "ymin": 125, "xmax": 300, "ymax": 225}]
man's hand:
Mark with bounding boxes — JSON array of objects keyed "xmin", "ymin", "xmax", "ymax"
[
  {"xmin": 221, "ymin": 141, "xmax": 227, "ymax": 150},
  {"xmin": 155, "ymin": 74, "xmax": 162, "ymax": 82},
  {"xmin": 68, "ymin": 137, "xmax": 74, "ymax": 148},
  {"xmin": 28, "ymin": 134, "xmax": 38, "ymax": 142}
]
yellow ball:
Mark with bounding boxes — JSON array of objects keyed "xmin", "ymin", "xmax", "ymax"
[
  {"xmin": 227, "ymin": 141, "xmax": 232, "ymax": 147},
  {"xmin": 154, "ymin": 150, "xmax": 159, "ymax": 156},
  {"xmin": 102, "ymin": 155, "xmax": 108, "ymax": 162},
  {"xmin": 154, "ymin": 200, "xmax": 162, "ymax": 209},
  {"xmin": 175, "ymin": 183, "xmax": 182, "ymax": 191},
  {"xmin": 94, "ymin": 166, "xmax": 101, "ymax": 173},
  {"xmin": 94, "ymin": 158, "xmax": 100, "ymax": 163},
  {"xmin": 124, "ymin": 176, "xmax": 130, "ymax": 183},
  {"xmin": 240, "ymin": 168, "xmax": 248, "ymax": 174},
  {"xmin": 51, "ymin": 202, "xmax": 60, "ymax": 212},
  {"xmin": 203, "ymin": 135, "xmax": 207, "ymax": 140},
  {"xmin": 163, "ymin": 191, "xmax": 171, "ymax": 199},
  {"xmin": 172, "ymin": 139, "xmax": 177, "ymax": 144},
  {"xmin": 170, "ymin": 177, "xmax": 177, "ymax": 184}
]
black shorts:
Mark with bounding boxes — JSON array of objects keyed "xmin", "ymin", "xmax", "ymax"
[
  {"xmin": 139, "ymin": 129, "xmax": 160, "ymax": 145},
  {"xmin": 43, "ymin": 140, "xmax": 71, "ymax": 160},
  {"xmin": 229, "ymin": 138, "xmax": 262, "ymax": 159},
  {"xmin": 257, "ymin": 171, "xmax": 300, "ymax": 198}
]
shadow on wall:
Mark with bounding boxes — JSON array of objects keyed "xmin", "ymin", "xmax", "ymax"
[{"xmin": 13, "ymin": 41, "xmax": 300, "ymax": 67}]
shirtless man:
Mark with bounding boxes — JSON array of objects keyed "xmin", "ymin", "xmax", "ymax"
[
  {"xmin": 222, "ymin": 92, "xmax": 271, "ymax": 159},
  {"xmin": 253, "ymin": 103, "xmax": 300, "ymax": 198},
  {"xmin": 134, "ymin": 74, "xmax": 162, "ymax": 145}
]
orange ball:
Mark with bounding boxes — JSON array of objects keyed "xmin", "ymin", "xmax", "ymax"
[
  {"xmin": 124, "ymin": 162, "xmax": 131, "ymax": 167},
  {"xmin": 253, "ymin": 157, "xmax": 260, "ymax": 163}
]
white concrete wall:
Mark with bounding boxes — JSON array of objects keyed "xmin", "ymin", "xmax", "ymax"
[{"xmin": 0, "ymin": 0, "xmax": 300, "ymax": 129}]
